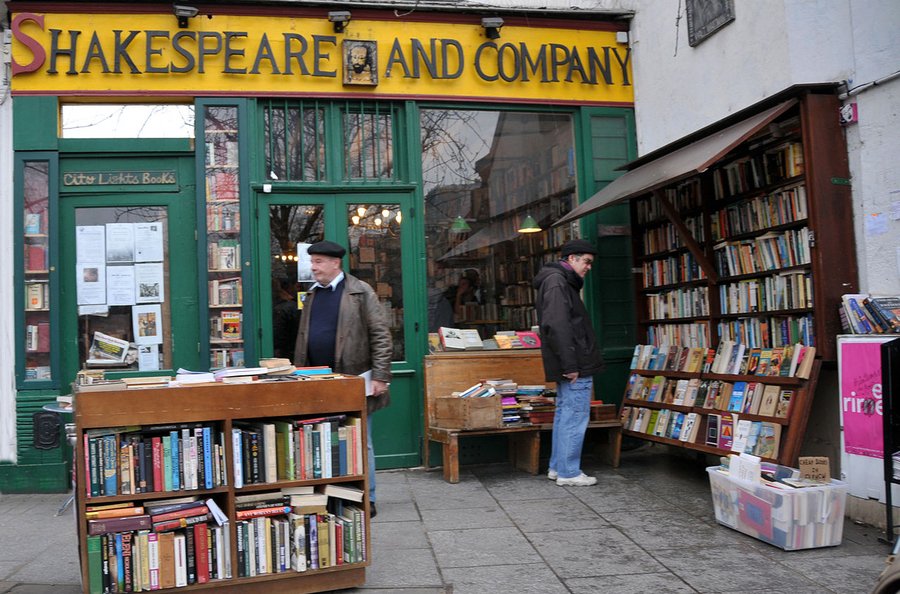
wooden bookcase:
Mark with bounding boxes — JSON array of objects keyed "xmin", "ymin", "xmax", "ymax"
[
  {"xmin": 620, "ymin": 359, "xmax": 820, "ymax": 466},
  {"xmin": 623, "ymin": 92, "xmax": 856, "ymax": 463},
  {"xmin": 75, "ymin": 378, "xmax": 369, "ymax": 594},
  {"xmin": 630, "ymin": 92, "xmax": 856, "ymax": 363}
]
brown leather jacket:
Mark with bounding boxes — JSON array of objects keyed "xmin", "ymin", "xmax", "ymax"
[{"xmin": 293, "ymin": 273, "xmax": 393, "ymax": 413}]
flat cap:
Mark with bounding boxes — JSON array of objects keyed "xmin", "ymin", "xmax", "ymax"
[
  {"xmin": 307, "ymin": 240, "xmax": 346, "ymax": 259},
  {"xmin": 560, "ymin": 238, "xmax": 597, "ymax": 259}
]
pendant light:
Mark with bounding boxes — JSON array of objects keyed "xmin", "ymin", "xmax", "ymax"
[
  {"xmin": 518, "ymin": 214, "xmax": 541, "ymax": 233},
  {"xmin": 450, "ymin": 215, "xmax": 471, "ymax": 233}
]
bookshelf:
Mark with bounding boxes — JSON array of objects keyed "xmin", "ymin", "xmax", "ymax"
[
  {"xmin": 204, "ymin": 105, "xmax": 246, "ymax": 369},
  {"xmin": 631, "ymin": 94, "xmax": 856, "ymax": 363},
  {"xmin": 75, "ymin": 377, "xmax": 370, "ymax": 593},
  {"xmin": 620, "ymin": 350, "xmax": 820, "ymax": 466}
]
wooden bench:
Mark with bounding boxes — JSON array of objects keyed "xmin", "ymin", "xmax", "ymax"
[{"xmin": 424, "ymin": 351, "xmax": 622, "ymax": 483}]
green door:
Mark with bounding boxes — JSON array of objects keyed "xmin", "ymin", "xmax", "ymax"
[
  {"xmin": 257, "ymin": 192, "xmax": 421, "ymax": 469},
  {"xmin": 57, "ymin": 155, "xmax": 200, "ymax": 381}
]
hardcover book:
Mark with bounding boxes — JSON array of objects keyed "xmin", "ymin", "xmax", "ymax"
[{"xmin": 459, "ymin": 329, "xmax": 484, "ymax": 350}]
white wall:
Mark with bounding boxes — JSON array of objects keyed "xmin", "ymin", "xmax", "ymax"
[
  {"xmin": 628, "ymin": 0, "xmax": 853, "ymax": 154},
  {"xmin": 1, "ymin": 2, "xmax": 15, "ymax": 463},
  {"xmin": 843, "ymin": 1, "xmax": 900, "ymax": 297}
]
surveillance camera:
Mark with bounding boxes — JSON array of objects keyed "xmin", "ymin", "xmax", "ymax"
[
  {"xmin": 174, "ymin": 5, "xmax": 199, "ymax": 18},
  {"xmin": 328, "ymin": 11, "xmax": 352, "ymax": 23},
  {"xmin": 481, "ymin": 17, "xmax": 504, "ymax": 29}
]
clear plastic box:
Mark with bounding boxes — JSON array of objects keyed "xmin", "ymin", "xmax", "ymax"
[{"xmin": 707, "ymin": 466, "xmax": 847, "ymax": 550}]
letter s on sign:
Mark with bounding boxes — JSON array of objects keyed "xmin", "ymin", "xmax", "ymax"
[{"xmin": 11, "ymin": 13, "xmax": 46, "ymax": 77}]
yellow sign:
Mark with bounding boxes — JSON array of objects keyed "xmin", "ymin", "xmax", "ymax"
[{"xmin": 10, "ymin": 12, "xmax": 633, "ymax": 105}]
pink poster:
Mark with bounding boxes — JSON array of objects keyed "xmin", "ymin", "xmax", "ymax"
[{"xmin": 841, "ymin": 341, "xmax": 884, "ymax": 458}]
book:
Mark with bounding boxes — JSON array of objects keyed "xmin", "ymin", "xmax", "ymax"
[
  {"xmin": 25, "ymin": 212, "xmax": 41, "ymax": 234},
  {"xmin": 756, "ymin": 349, "xmax": 772, "ymax": 376},
  {"xmin": 718, "ymin": 413, "xmax": 736, "ymax": 450},
  {"xmin": 221, "ymin": 311, "xmax": 242, "ymax": 340},
  {"xmin": 869, "ymin": 297, "xmax": 900, "ymax": 332},
  {"xmin": 754, "ymin": 422, "xmax": 782, "ymax": 458},
  {"xmin": 438, "ymin": 327, "xmax": 465, "ymax": 350},
  {"xmin": 322, "ymin": 483, "xmax": 364, "ymax": 503},
  {"xmin": 795, "ymin": 346, "xmax": 816, "ymax": 379},
  {"xmin": 493, "ymin": 334, "xmax": 513, "ymax": 349},
  {"xmin": 515, "ymin": 330, "xmax": 541, "ymax": 348},
  {"xmin": 731, "ymin": 419, "xmax": 753, "ymax": 453},
  {"xmin": 767, "ymin": 348, "xmax": 784, "ymax": 376},
  {"xmin": 757, "ymin": 384, "xmax": 780, "ymax": 416},
  {"xmin": 459, "ymin": 329, "xmax": 484, "ymax": 350},
  {"xmin": 726, "ymin": 381, "xmax": 745, "ymax": 412},
  {"xmin": 775, "ymin": 389, "xmax": 794, "ymax": 419}
]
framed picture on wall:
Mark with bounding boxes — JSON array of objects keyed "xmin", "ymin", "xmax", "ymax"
[{"xmin": 686, "ymin": 0, "xmax": 735, "ymax": 47}]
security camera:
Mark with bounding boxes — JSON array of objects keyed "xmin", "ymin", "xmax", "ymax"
[
  {"xmin": 481, "ymin": 17, "xmax": 504, "ymax": 29},
  {"xmin": 174, "ymin": 5, "xmax": 199, "ymax": 18}
]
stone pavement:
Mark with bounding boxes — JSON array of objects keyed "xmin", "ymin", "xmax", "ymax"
[{"xmin": 0, "ymin": 444, "xmax": 892, "ymax": 594}]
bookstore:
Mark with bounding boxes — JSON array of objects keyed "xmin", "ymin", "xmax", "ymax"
[{"xmin": 6, "ymin": 3, "xmax": 637, "ymax": 494}]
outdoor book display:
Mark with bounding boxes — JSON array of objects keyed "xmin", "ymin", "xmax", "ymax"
[
  {"xmin": 424, "ymin": 351, "xmax": 622, "ymax": 483},
  {"xmin": 621, "ymin": 343, "xmax": 820, "ymax": 465},
  {"xmin": 75, "ymin": 378, "xmax": 370, "ymax": 594},
  {"xmin": 622, "ymin": 93, "xmax": 857, "ymax": 460}
]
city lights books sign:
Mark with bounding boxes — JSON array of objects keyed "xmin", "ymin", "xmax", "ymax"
[{"xmin": 9, "ymin": 12, "xmax": 633, "ymax": 106}]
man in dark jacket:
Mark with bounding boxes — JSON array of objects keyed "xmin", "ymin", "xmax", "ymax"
[
  {"xmin": 294, "ymin": 240, "xmax": 392, "ymax": 515},
  {"xmin": 533, "ymin": 238, "xmax": 605, "ymax": 486}
]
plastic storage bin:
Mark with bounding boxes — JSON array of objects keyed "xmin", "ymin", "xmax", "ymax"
[{"xmin": 707, "ymin": 466, "xmax": 847, "ymax": 550}]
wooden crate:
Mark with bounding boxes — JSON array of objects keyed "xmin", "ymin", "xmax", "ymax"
[
  {"xmin": 434, "ymin": 394, "xmax": 502, "ymax": 430},
  {"xmin": 590, "ymin": 403, "xmax": 617, "ymax": 422}
]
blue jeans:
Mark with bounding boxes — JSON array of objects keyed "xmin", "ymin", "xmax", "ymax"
[
  {"xmin": 368, "ymin": 414, "xmax": 376, "ymax": 503},
  {"xmin": 549, "ymin": 377, "xmax": 592, "ymax": 479}
]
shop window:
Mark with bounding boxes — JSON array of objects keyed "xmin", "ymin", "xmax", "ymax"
[
  {"xmin": 263, "ymin": 100, "xmax": 326, "ymax": 182},
  {"xmin": 342, "ymin": 103, "xmax": 395, "ymax": 182},
  {"xmin": 75, "ymin": 207, "xmax": 171, "ymax": 372},
  {"xmin": 421, "ymin": 109, "xmax": 580, "ymax": 338},
  {"xmin": 348, "ymin": 204, "xmax": 405, "ymax": 361},
  {"xmin": 23, "ymin": 161, "xmax": 52, "ymax": 383},
  {"xmin": 61, "ymin": 104, "xmax": 194, "ymax": 138}
]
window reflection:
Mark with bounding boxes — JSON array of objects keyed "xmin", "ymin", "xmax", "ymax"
[
  {"xmin": 61, "ymin": 104, "xmax": 194, "ymax": 138},
  {"xmin": 268, "ymin": 205, "xmax": 325, "ymax": 361},
  {"xmin": 343, "ymin": 109, "xmax": 393, "ymax": 181},
  {"xmin": 348, "ymin": 204, "xmax": 404, "ymax": 361},
  {"xmin": 263, "ymin": 101, "xmax": 327, "ymax": 182},
  {"xmin": 421, "ymin": 110, "xmax": 580, "ymax": 337}
]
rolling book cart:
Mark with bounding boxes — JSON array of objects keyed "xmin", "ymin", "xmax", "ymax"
[{"xmin": 74, "ymin": 377, "xmax": 369, "ymax": 593}]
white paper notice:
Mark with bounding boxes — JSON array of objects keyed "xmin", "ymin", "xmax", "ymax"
[
  {"xmin": 866, "ymin": 213, "xmax": 888, "ymax": 236},
  {"xmin": 135, "ymin": 262, "xmax": 165, "ymax": 303},
  {"xmin": 135, "ymin": 222, "xmax": 164, "ymax": 262},
  {"xmin": 138, "ymin": 344, "xmax": 160, "ymax": 371},
  {"xmin": 106, "ymin": 223, "xmax": 135, "ymax": 262},
  {"xmin": 106, "ymin": 266, "xmax": 136, "ymax": 305},
  {"xmin": 76, "ymin": 263, "xmax": 106, "ymax": 305},
  {"xmin": 76, "ymin": 226, "xmax": 106, "ymax": 263},
  {"xmin": 132, "ymin": 304, "xmax": 163, "ymax": 345}
]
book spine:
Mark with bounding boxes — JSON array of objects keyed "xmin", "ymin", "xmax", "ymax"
[
  {"xmin": 151, "ymin": 505, "xmax": 209, "ymax": 523},
  {"xmin": 88, "ymin": 436, "xmax": 100, "ymax": 498},
  {"xmin": 185, "ymin": 523, "xmax": 197, "ymax": 585},
  {"xmin": 102, "ymin": 435, "xmax": 118, "ymax": 497},
  {"xmin": 194, "ymin": 523, "xmax": 209, "ymax": 584},
  {"xmin": 235, "ymin": 506, "xmax": 292, "ymax": 520},
  {"xmin": 152, "ymin": 436, "xmax": 163, "ymax": 493},
  {"xmin": 169, "ymin": 431, "xmax": 180, "ymax": 491},
  {"xmin": 148, "ymin": 532, "xmax": 160, "ymax": 590},
  {"xmin": 203, "ymin": 426, "xmax": 213, "ymax": 490},
  {"xmin": 232, "ymin": 428, "xmax": 243, "ymax": 489}
]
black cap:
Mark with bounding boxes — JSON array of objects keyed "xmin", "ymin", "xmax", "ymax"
[
  {"xmin": 560, "ymin": 238, "xmax": 597, "ymax": 259},
  {"xmin": 307, "ymin": 240, "xmax": 346, "ymax": 259}
]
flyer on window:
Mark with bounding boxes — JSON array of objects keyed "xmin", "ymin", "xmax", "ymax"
[
  {"xmin": 106, "ymin": 265, "xmax": 136, "ymax": 306},
  {"xmin": 135, "ymin": 262, "xmax": 165, "ymax": 304},
  {"xmin": 132, "ymin": 304, "xmax": 163, "ymax": 345},
  {"xmin": 105, "ymin": 223, "xmax": 135, "ymax": 263},
  {"xmin": 76, "ymin": 225, "xmax": 106, "ymax": 263},
  {"xmin": 138, "ymin": 344, "xmax": 160, "ymax": 371},
  {"xmin": 135, "ymin": 222, "xmax": 164, "ymax": 262},
  {"xmin": 76, "ymin": 262, "xmax": 106, "ymax": 305}
]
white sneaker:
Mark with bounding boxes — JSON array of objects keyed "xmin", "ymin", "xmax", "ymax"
[
  {"xmin": 556, "ymin": 473, "xmax": 597, "ymax": 486},
  {"xmin": 547, "ymin": 470, "xmax": 558, "ymax": 480}
]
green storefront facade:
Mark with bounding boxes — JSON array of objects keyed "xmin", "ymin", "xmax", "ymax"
[{"xmin": 3, "ymin": 3, "xmax": 636, "ymax": 492}]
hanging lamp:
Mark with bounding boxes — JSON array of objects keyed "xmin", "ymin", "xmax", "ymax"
[
  {"xmin": 450, "ymin": 215, "xmax": 471, "ymax": 233},
  {"xmin": 518, "ymin": 214, "xmax": 541, "ymax": 233}
]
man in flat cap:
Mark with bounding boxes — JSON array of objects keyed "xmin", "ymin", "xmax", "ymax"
[
  {"xmin": 532, "ymin": 238, "xmax": 605, "ymax": 486},
  {"xmin": 294, "ymin": 240, "xmax": 392, "ymax": 515}
]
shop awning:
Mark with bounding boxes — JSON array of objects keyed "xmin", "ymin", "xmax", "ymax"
[{"xmin": 553, "ymin": 98, "xmax": 798, "ymax": 226}]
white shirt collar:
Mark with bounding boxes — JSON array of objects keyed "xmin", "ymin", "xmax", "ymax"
[{"xmin": 313, "ymin": 271, "xmax": 345, "ymax": 291}]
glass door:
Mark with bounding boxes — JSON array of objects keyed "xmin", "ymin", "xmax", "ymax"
[{"xmin": 257, "ymin": 192, "xmax": 421, "ymax": 468}]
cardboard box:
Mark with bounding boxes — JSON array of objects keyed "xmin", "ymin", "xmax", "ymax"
[
  {"xmin": 434, "ymin": 394, "xmax": 502, "ymax": 430},
  {"xmin": 707, "ymin": 466, "xmax": 846, "ymax": 550}
]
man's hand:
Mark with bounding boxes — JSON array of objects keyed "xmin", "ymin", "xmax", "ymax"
[
  {"xmin": 371, "ymin": 379, "xmax": 389, "ymax": 396},
  {"xmin": 563, "ymin": 372, "xmax": 579, "ymax": 384}
]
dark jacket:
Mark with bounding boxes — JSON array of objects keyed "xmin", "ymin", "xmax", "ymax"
[
  {"xmin": 532, "ymin": 262, "xmax": 605, "ymax": 383},
  {"xmin": 294, "ymin": 273, "xmax": 393, "ymax": 414}
]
